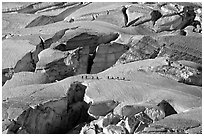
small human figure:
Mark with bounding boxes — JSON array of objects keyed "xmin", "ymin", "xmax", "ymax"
[{"xmin": 166, "ymin": 59, "xmax": 171, "ymax": 66}]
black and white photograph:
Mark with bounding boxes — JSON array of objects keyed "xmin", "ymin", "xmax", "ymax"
[{"xmin": 2, "ymin": 1, "xmax": 202, "ymax": 134}]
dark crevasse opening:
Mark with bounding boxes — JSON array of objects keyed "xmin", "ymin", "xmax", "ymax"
[
  {"xmin": 157, "ymin": 100, "xmax": 177, "ymax": 117},
  {"xmin": 87, "ymin": 49, "xmax": 97, "ymax": 74}
]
